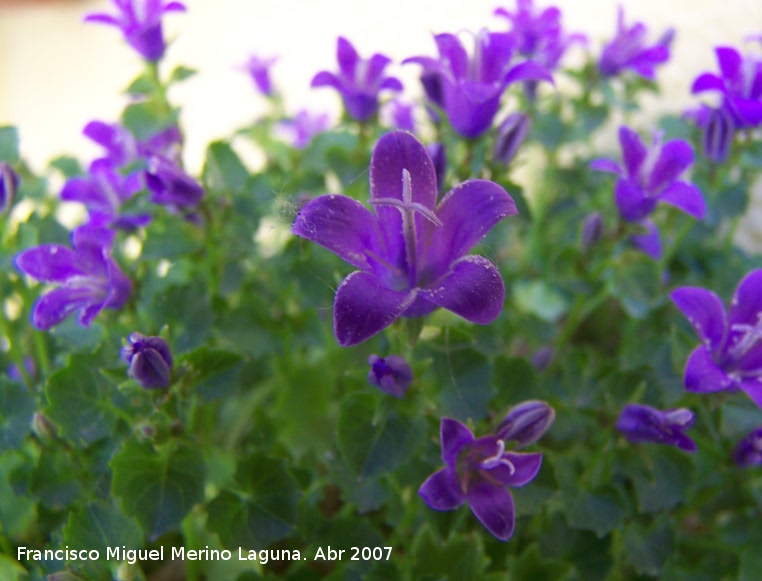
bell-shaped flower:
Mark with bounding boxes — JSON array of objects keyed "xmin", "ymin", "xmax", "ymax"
[
  {"xmin": 670, "ymin": 269, "xmax": 762, "ymax": 410},
  {"xmin": 14, "ymin": 225, "xmax": 132, "ymax": 330},
  {"xmin": 404, "ymin": 30, "xmax": 553, "ymax": 138},
  {"xmin": 615, "ymin": 404, "xmax": 696, "ymax": 452},
  {"xmin": 367, "ymin": 354, "xmax": 413, "ymax": 398},
  {"xmin": 419, "ymin": 418, "xmax": 543, "ymax": 541},
  {"xmin": 85, "ymin": 0, "xmax": 186, "ymax": 62},
  {"xmin": 61, "ymin": 159, "xmax": 150, "ymax": 230},
  {"xmin": 692, "ymin": 46, "xmax": 762, "ymax": 128},
  {"xmin": 493, "ymin": 112, "xmax": 531, "ymax": 166},
  {"xmin": 145, "ymin": 155, "xmax": 204, "ymax": 208},
  {"xmin": 292, "ymin": 130, "xmax": 517, "ymax": 347},
  {"xmin": 241, "ymin": 54, "xmax": 278, "ymax": 97},
  {"xmin": 311, "ymin": 37, "xmax": 403, "ymax": 122},
  {"xmin": 590, "ymin": 125, "xmax": 705, "ymax": 259},
  {"xmin": 732, "ymin": 426, "xmax": 762, "ymax": 467},
  {"xmin": 276, "ymin": 110, "xmax": 332, "ymax": 149},
  {"xmin": 121, "ymin": 332, "xmax": 173, "ymax": 389},
  {"xmin": 599, "ymin": 6, "xmax": 672, "ymax": 80}
]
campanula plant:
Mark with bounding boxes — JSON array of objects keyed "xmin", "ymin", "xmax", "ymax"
[{"xmin": 5, "ymin": 1, "xmax": 762, "ymax": 579}]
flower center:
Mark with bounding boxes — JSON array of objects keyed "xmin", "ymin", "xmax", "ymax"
[
  {"xmin": 728, "ymin": 311, "xmax": 762, "ymax": 370},
  {"xmin": 478, "ymin": 439, "xmax": 516, "ymax": 473},
  {"xmin": 370, "ymin": 168, "xmax": 442, "ymax": 287}
]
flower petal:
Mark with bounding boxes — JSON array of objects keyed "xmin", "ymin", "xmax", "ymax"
[
  {"xmin": 32, "ymin": 287, "xmax": 93, "ymax": 330},
  {"xmin": 466, "ymin": 480, "xmax": 515, "ymax": 541},
  {"xmin": 433, "ymin": 33, "xmax": 468, "ymax": 80},
  {"xmin": 419, "ymin": 468, "xmax": 464, "ymax": 511},
  {"xmin": 310, "ymin": 71, "xmax": 342, "ymax": 89},
  {"xmin": 292, "ymin": 194, "xmax": 382, "ymax": 271},
  {"xmin": 504, "ymin": 60, "xmax": 554, "ymax": 86},
  {"xmin": 419, "ymin": 255, "xmax": 505, "ymax": 325},
  {"xmin": 423, "ymin": 179, "xmax": 516, "ymax": 280},
  {"xmin": 14, "ymin": 245, "xmax": 84, "ymax": 282},
  {"xmin": 728, "ymin": 269, "xmax": 762, "ymax": 328},
  {"xmin": 337, "ymin": 36, "xmax": 359, "ymax": 80},
  {"xmin": 589, "ymin": 158, "xmax": 623, "ymax": 175},
  {"xmin": 740, "ymin": 380, "xmax": 762, "ymax": 411},
  {"xmin": 684, "ymin": 345, "xmax": 734, "ymax": 392},
  {"xmin": 691, "ymin": 72, "xmax": 726, "ymax": 94},
  {"xmin": 333, "ymin": 271, "xmax": 417, "ymax": 347},
  {"xmin": 648, "ymin": 139, "xmax": 694, "ymax": 192},
  {"xmin": 670, "ymin": 286, "xmax": 727, "ymax": 352},
  {"xmin": 488, "ymin": 452, "xmax": 543, "ymax": 487},
  {"xmin": 440, "ymin": 417, "xmax": 474, "ymax": 465},
  {"xmin": 658, "ymin": 181, "xmax": 705, "ymax": 219},
  {"xmin": 618, "ymin": 126, "xmax": 647, "ymax": 178},
  {"xmin": 716, "ymin": 46, "xmax": 742, "ymax": 84},
  {"xmin": 630, "ymin": 219, "xmax": 662, "ymax": 260},
  {"xmin": 614, "ymin": 178, "xmax": 652, "ymax": 222}
]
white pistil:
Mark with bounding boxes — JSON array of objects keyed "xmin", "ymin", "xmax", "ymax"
[
  {"xmin": 729, "ymin": 312, "xmax": 762, "ymax": 361},
  {"xmin": 479, "ymin": 439, "xmax": 516, "ymax": 474}
]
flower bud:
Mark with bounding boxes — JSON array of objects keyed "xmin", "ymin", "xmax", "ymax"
[
  {"xmin": 367, "ymin": 354, "xmax": 413, "ymax": 398},
  {"xmin": 732, "ymin": 426, "xmax": 762, "ymax": 467},
  {"xmin": 493, "ymin": 113, "xmax": 531, "ymax": 166},
  {"xmin": 32, "ymin": 412, "xmax": 57, "ymax": 442},
  {"xmin": 616, "ymin": 404, "xmax": 696, "ymax": 452},
  {"xmin": 121, "ymin": 332, "xmax": 173, "ymax": 389},
  {"xmin": 0, "ymin": 162, "xmax": 20, "ymax": 214},
  {"xmin": 581, "ymin": 211, "xmax": 604, "ymax": 252},
  {"xmin": 497, "ymin": 400, "xmax": 555, "ymax": 448},
  {"xmin": 531, "ymin": 346, "xmax": 554, "ymax": 372},
  {"xmin": 702, "ymin": 106, "xmax": 734, "ymax": 163}
]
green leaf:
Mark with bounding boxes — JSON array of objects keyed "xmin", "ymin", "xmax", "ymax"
[
  {"xmin": 0, "ymin": 554, "xmax": 28, "ymax": 581},
  {"xmin": 44, "ymin": 355, "xmax": 118, "ymax": 446},
  {"xmin": 411, "ymin": 526, "xmax": 488, "ymax": 580},
  {"xmin": 48, "ymin": 155, "xmax": 83, "ymax": 179},
  {"xmin": 436, "ymin": 347, "xmax": 494, "ymax": 423},
  {"xmin": 168, "ymin": 65, "xmax": 198, "ymax": 84},
  {"xmin": 605, "ymin": 255, "xmax": 664, "ymax": 318},
  {"xmin": 629, "ymin": 447, "xmax": 694, "ymax": 513},
  {"xmin": 184, "ymin": 347, "xmax": 245, "ymax": 401},
  {"xmin": 513, "ymin": 280, "xmax": 570, "ymax": 323},
  {"xmin": 564, "ymin": 486, "xmax": 626, "ymax": 537},
  {"xmin": 0, "ymin": 378, "xmax": 36, "ymax": 450},
  {"xmin": 204, "ymin": 140, "xmax": 249, "ymax": 192},
  {"xmin": 111, "ymin": 440, "xmax": 206, "ymax": 540},
  {"xmin": 63, "ymin": 499, "xmax": 143, "ymax": 553},
  {"xmin": 30, "ymin": 448, "xmax": 82, "ymax": 510},
  {"xmin": 141, "ymin": 214, "xmax": 203, "ymax": 260},
  {"xmin": 624, "ymin": 519, "xmax": 675, "ymax": 577},
  {"xmin": 124, "ymin": 72, "xmax": 154, "ymax": 96},
  {"xmin": 507, "ymin": 544, "xmax": 574, "ymax": 581},
  {"xmin": 337, "ymin": 393, "xmax": 425, "ymax": 478},
  {"xmin": 739, "ymin": 548, "xmax": 762, "ymax": 581},
  {"xmin": 0, "ymin": 126, "xmax": 19, "ymax": 162},
  {"xmin": 0, "ymin": 450, "xmax": 36, "ymax": 538},
  {"xmin": 207, "ymin": 454, "xmax": 300, "ymax": 549}
]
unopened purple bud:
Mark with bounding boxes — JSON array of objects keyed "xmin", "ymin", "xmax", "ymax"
[
  {"xmin": 616, "ymin": 404, "xmax": 696, "ymax": 452},
  {"xmin": 121, "ymin": 332, "xmax": 173, "ymax": 389},
  {"xmin": 145, "ymin": 156, "xmax": 204, "ymax": 208},
  {"xmin": 493, "ymin": 113, "xmax": 531, "ymax": 166},
  {"xmin": 732, "ymin": 426, "xmax": 762, "ymax": 467},
  {"xmin": 497, "ymin": 400, "xmax": 556, "ymax": 448},
  {"xmin": 367, "ymin": 354, "xmax": 413, "ymax": 398},
  {"xmin": 426, "ymin": 143, "xmax": 447, "ymax": 194},
  {"xmin": 581, "ymin": 211, "xmax": 604, "ymax": 252},
  {"xmin": 531, "ymin": 346, "xmax": 554, "ymax": 372},
  {"xmin": 702, "ymin": 107, "xmax": 735, "ymax": 163},
  {"xmin": 0, "ymin": 162, "xmax": 20, "ymax": 214}
]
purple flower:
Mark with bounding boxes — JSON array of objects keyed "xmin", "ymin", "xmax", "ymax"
[
  {"xmin": 83, "ymin": 121, "xmax": 140, "ymax": 168},
  {"xmin": 493, "ymin": 112, "xmax": 531, "ymax": 166},
  {"xmin": 241, "ymin": 54, "xmax": 278, "ymax": 97},
  {"xmin": 1, "ymin": 162, "xmax": 20, "ymax": 214},
  {"xmin": 311, "ymin": 37, "xmax": 403, "ymax": 122},
  {"xmin": 616, "ymin": 404, "xmax": 696, "ymax": 452},
  {"xmin": 61, "ymin": 159, "xmax": 150, "ymax": 230},
  {"xmin": 85, "ymin": 0, "xmax": 186, "ymax": 62},
  {"xmin": 599, "ymin": 6, "xmax": 672, "ymax": 80},
  {"xmin": 121, "ymin": 332, "xmax": 173, "ymax": 389},
  {"xmin": 426, "ymin": 142, "xmax": 447, "ymax": 195},
  {"xmin": 580, "ymin": 211, "xmax": 604, "ymax": 252},
  {"xmin": 496, "ymin": 400, "xmax": 555, "ymax": 448},
  {"xmin": 732, "ymin": 426, "xmax": 762, "ymax": 467},
  {"xmin": 692, "ymin": 46, "xmax": 762, "ymax": 128},
  {"xmin": 495, "ymin": 0, "xmax": 586, "ymax": 71},
  {"xmin": 277, "ymin": 110, "xmax": 332, "ymax": 149},
  {"xmin": 14, "ymin": 225, "xmax": 132, "ymax": 330},
  {"xmin": 367, "ymin": 354, "xmax": 413, "ymax": 398},
  {"xmin": 382, "ymin": 99, "xmax": 416, "ymax": 132},
  {"xmin": 419, "ymin": 418, "xmax": 543, "ymax": 540},
  {"xmin": 670, "ymin": 270, "xmax": 762, "ymax": 411},
  {"xmin": 404, "ymin": 31, "xmax": 553, "ymax": 138},
  {"xmin": 292, "ymin": 130, "xmax": 516, "ymax": 347},
  {"xmin": 590, "ymin": 126, "xmax": 705, "ymax": 259},
  {"xmin": 144, "ymin": 155, "xmax": 204, "ymax": 208}
]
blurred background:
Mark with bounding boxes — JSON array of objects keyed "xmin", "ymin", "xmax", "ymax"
[{"xmin": 1, "ymin": 0, "xmax": 762, "ymax": 249}]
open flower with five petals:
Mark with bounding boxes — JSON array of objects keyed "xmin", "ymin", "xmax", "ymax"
[
  {"xmin": 85, "ymin": 0, "xmax": 186, "ymax": 62},
  {"xmin": 670, "ymin": 270, "xmax": 762, "ymax": 410},
  {"xmin": 311, "ymin": 37, "xmax": 403, "ymax": 122},
  {"xmin": 419, "ymin": 418, "xmax": 543, "ymax": 541},
  {"xmin": 590, "ymin": 125, "xmax": 705, "ymax": 259},
  {"xmin": 14, "ymin": 225, "xmax": 132, "ymax": 330},
  {"xmin": 292, "ymin": 130, "xmax": 516, "ymax": 346},
  {"xmin": 404, "ymin": 30, "xmax": 553, "ymax": 138}
]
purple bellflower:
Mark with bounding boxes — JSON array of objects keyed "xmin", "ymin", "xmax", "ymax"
[
  {"xmin": 732, "ymin": 426, "xmax": 762, "ymax": 467},
  {"xmin": 599, "ymin": 6, "xmax": 672, "ymax": 80},
  {"xmin": 1, "ymin": 162, "xmax": 20, "ymax": 214},
  {"xmin": 292, "ymin": 130, "xmax": 517, "ymax": 347},
  {"xmin": 367, "ymin": 354, "xmax": 413, "ymax": 398},
  {"xmin": 616, "ymin": 404, "xmax": 696, "ymax": 452},
  {"xmin": 686, "ymin": 104, "xmax": 736, "ymax": 163},
  {"xmin": 241, "ymin": 54, "xmax": 278, "ymax": 97},
  {"xmin": 692, "ymin": 46, "xmax": 762, "ymax": 128},
  {"xmin": 495, "ymin": 0, "xmax": 586, "ymax": 72},
  {"xmin": 14, "ymin": 225, "xmax": 131, "ymax": 330},
  {"xmin": 382, "ymin": 99, "xmax": 417, "ymax": 132},
  {"xmin": 493, "ymin": 112, "xmax": 531, "ymax": 166},
  {"xmin": 404, "ymin": 30, "xmax": 553, "ymax": 138},
  {"xmin": 590, "ymin": 125, "xmax": 705, "ymax": 259},
  {"xmin": 85, "ymin": 0, "xmax": 186, "ymax": 62},
  {"xmin": 144, "ymin": 155, "xmax": 204, "ymax": 208},
  {"xmin": 311, "ymin": 37, "xmax": 403, "ymax": 122},
  {"xmin": 61, "ymin": 159, "xmax": 150, "ymax": 230},
  {"xmin": 277, "ymin": 110, "xmax": 332, "ymax": 149},
  {"xmin": 121, "ymin": 332, "xmax": 173, "ymax": 389},
  {"xmin": 670, "ymin": 270, "xmax": 762, "ymax": 411},
  {"xmin": 419, "ymin": 418, "xmax": 543, "ymax": 541}
]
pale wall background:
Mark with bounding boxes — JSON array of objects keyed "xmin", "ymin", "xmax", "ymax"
[{"xmin": 1, "ymin": 0, "xmax": 762, "ymax": 247}]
